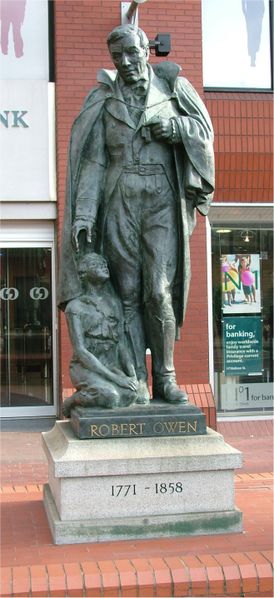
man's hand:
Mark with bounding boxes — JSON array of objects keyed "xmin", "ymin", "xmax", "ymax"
[
  {"xmin": 71, "ymin": 219, "xmax": 94, "ymax": 252},
  {"xmin": 149, "ymin": 117, "xmax": 172, "ymax": 141},
  {"xmin": 115, "ymin": 373, "xmax": 138, "ymax": 392}
]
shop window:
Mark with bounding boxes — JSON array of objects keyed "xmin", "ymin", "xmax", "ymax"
[
  {"xmin": 212, "ymin": 226, "xmax": 273, "ymax": 414},
  {"xmin": 0, "ymin": 247, "xmax": 54, "ymax": 409},
  {"xmin": 202, "ymin": 0, "xmax": 272, "ymax": 90}
]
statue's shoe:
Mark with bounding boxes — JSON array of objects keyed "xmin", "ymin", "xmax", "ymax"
[{"xmin": 154, "ymin": 379, "xmax": 188, "ymax": 404}]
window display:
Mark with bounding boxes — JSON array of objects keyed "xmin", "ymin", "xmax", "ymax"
[{"xmin": 212, "ymin": 225, "xmax": 273, "ymax": 413}]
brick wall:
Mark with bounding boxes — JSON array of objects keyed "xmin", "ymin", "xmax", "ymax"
[{"xmin": 205, "ymin": 93, "xmax": 273, "ymax": 203}]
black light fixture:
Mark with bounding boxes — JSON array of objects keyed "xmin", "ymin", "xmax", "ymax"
[{"xmin": 149, "ymin": 33, "xmax": 171, "ymax": 56}]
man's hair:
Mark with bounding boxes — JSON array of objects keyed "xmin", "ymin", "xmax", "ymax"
[{"xmin": 107, "ymin": 25, "xmax": 149, "ymax": 50}]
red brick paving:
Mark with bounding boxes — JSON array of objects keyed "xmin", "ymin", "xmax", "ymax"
[{"xmin": 0, "ymin": 420, "xmax": 273, "ymax": 596}]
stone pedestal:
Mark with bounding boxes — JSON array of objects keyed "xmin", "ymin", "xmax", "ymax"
[{"xmin": 42, "ymin": 421, "xmax": 243, "ymax": 544}]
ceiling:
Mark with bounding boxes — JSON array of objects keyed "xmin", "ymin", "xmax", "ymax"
[{"xmin": 208, "ymin": 205, "xmax": 273, "ymax": 226}]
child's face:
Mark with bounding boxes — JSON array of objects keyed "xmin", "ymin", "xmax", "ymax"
[
  {"xmin": 88, "ymin": 258, "xmax": 109, "ymax": 282},
  {"xmin": 78, "ymin": 257, "xmax": 109, "ymax": 284}
]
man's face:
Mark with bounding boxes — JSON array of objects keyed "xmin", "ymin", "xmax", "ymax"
[{"xmin": 109, "ymin": 33, "xmax": 148, "ymax": 84}]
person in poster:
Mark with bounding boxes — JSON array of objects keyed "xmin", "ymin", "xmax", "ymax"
[
  {"xmin": 238, "ymin": 255, "xmax": 256, "ymax": 303},
  {"xmin": 221, "ymin": 253, "xmax": 261, "ymax": 314},
  {"xmin": 221, "ymin": 256, "xmax": 238, "ymax": 307}
]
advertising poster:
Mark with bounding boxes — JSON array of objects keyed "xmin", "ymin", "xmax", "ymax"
[
  {"xmin": 221, "ymin": 254, "xmax": 261, "ymax": 314},
  {"xmin": 202, "ymin": 0, "xmax": 272, "ymax": 89},
  {"xmin": 0, "ymin": 0, "xmax": 49, "ymax": 80},
  {"xmin": 223, "ymin": 316, "xmax": 262, "ymax": 376},
  {"xmin": 0, "ymin": 0, "xmax": 53, "ymax": 201}
]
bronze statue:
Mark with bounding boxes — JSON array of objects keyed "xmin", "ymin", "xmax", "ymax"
[{"xmin": 58, "ymin": 24, "xmax": 214, "ymax": 408}]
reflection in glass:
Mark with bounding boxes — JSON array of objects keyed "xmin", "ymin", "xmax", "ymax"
[{"xmin": 0, "ymin": 247, "xmax": 53, "ymax": 407}]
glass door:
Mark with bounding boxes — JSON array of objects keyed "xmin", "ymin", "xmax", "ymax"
[{"xmin": 0, "ymin": 245, "xmax": 56, "ymax": 415}]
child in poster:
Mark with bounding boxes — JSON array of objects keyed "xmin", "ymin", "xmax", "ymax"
[{"xmin": 221, "ymin": 254, "xmax": 261, "ymax": 314}]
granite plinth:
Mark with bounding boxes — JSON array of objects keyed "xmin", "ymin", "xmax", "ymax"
[
  {"xmin": 44, "ymin": 483, "xmax": 242, "ymax": 544},
  {"xmin": 70, "ymin": 400, "xmax": 206, "ymax": 439},
  {"xmin": 42, "ymin": 421, "xmax": 243, "ymax": 544}
]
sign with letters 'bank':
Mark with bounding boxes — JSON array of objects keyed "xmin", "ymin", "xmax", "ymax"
[
  {"xmin": 0, "ymin": 0, "xmax": 53, "ymax": 201},
  {"xmin": 0, "ymin": 80, "xmax": 50, "ymax": 200}
]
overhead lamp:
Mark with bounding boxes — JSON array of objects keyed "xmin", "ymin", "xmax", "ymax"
[
  {"xmin": 241, "ymin": 230, "xmax": 254, "ymax": 243},
  {"xmin": 216, "ymin": 229, "xmax": 232, "ymax": 234}
]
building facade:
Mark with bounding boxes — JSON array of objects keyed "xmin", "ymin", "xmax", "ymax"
[{"xmin": 1, "ymin": 0, "xmax": 273, "ymax": 422}]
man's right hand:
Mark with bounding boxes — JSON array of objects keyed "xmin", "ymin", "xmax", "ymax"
[{"xmin": 71, "ymin": 219, "xmax": 94, "ymax": 252}]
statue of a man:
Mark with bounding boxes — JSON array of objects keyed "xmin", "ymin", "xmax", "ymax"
[
  {"xmin": 58, "ymin": 24, "xmax": 214, "ymax": 406},
  {"xmin": 62, "ymin": 253, "xmax": 138, "ymax": 416}
]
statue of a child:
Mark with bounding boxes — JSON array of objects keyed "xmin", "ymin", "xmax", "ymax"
[{"xmin": 62, "ymin": 253, "xmax": 138, "ymax": 416}]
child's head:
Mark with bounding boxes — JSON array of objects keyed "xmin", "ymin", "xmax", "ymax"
[
  {"xmin": 240, "ymin": 257, "xmax": 248, "ymax": 268},
  {"xmin": 78, "ymin": 253, "xmax": 109, "ymax": 284}
]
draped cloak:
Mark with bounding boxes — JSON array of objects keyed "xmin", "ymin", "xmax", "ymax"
[{"xmin": 58, "ymin": 62, "xmax": 215, "ymax": 329}]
